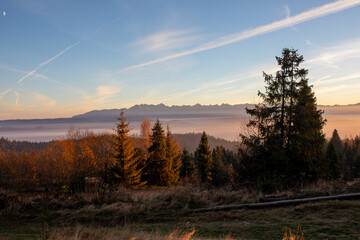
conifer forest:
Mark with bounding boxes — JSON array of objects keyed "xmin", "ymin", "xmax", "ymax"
[{"xmin": 1, "ymin": 49, "xmax": 360, "ymax": 239}]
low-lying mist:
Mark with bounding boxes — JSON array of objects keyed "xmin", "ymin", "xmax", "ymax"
[{"xmin": 1, "ymin": 104, "xmax": 359, "ymax": 142}]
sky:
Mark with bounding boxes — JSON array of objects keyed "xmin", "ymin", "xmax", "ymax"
[{"xmin": 1, "ymin": 0, "xmax": 360, "ymax": 120}]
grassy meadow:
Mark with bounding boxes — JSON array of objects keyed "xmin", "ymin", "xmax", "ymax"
[{"xmin": 1, "ymin": 181, "xmax": 360, "ymax": 240}]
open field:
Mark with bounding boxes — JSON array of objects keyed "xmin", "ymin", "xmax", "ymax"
[{"xmin": 1, "ymin": 182, "xmax": 360, "ymax": 240}]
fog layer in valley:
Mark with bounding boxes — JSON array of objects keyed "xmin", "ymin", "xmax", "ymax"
[{"xmin": 1, "ymin": 104, "xmax": 359, "ymax": 142}]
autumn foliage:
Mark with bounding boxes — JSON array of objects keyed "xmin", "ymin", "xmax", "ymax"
[{"xmin": 0, "ymin": 114, "xmax": 183, "ymax": 192}]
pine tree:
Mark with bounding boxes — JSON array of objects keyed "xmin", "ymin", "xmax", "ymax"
[
  {"xmin": 179, "ymin": 148, "xmax": 195, "ymax": 180},
  {"xmin": 330, "ymin": 129, "xmax": 346, "ymax": 176},
  {"xmin": 210, "ymin": 146, "xmax": 227, "ymax": 186},
  {"xmin": 354, "ymin": 136, "xmax": 360, "ymax": 178},
  {"xmin": 331, "ymin": 129, "xmax": 343, "ymax": 155},
  {"xmin": 194, "ymin": 132, "xmax": 212, "ymax": 183},
  {"xmin": 241, "ymin": 48, "xmax": 326, "ymax": 185},
  {"xmin": 256, "ymin": 48, "xmax": 306, "ymax": 149},
  {"xmin": 113, "ymin": 111, "xmax": 143, "ymax": 187},
  {"xmin": 344, "ymin": 136, "xmax": 360, "ymax": 179},
  {"xmin": 290, "ymin": 78, "xmax": 326, "ymax": 183},
  {"xmin": 325, "ymin": 140, "xmax": 341, "ymax": 180},
  {"xmin": 146, "ymin": 119, "xmax": 168, "ymax": 186},
  {"xmin": 165, "ymin": 126, "xmax": 181, "ymax": 185}
]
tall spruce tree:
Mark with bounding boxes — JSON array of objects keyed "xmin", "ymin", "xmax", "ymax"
[
  {"xmin": 195, "ymin": 132, "xmax": 212, "ymax": 183},
  {"xmin": 330, "ymin": 129, "xmax": 345, "ymax": 176},
  {"xmin": 210, "ymin": 146, "xmax": 228, "ymax": 186},
  {"xmin": 241, "ymin": 48, "xmax": 326, "ymax": 185},
  {"xmin": 290, "ymin": 78, "xmax": 326, "ymax": 183},
  {"xmin": 180, "ymin": 148, "xmax": 195, "ymax": 180},
  {"xmin": 325, "ymin": 140, "xmax": 341, "ymax": 180},
  {"xmin": 165, "ymin": 126, "xmax": 181, "ymax": 185},
  {"xmin": 344, "ymin": 136, "xmax": 360, "ymax": 179},
  {"xmin": 353, "ymin": 136, "xmax": 360, "ymax": 178},
  {"xmin": 146, "ymin": 119, "xmax": 168, "ymax": 186},
  {"xmin": 113, "ymin": 111, "xmax": 143, "ymax": 187}
]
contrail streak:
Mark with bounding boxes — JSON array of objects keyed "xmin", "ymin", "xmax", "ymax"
[
  {"xmin": 0, "ymin": 88, "xmax": 12, "ymax": 101},
  {"xmin": 121, "ymin": 0, "xmax": 360, "ymax": 71},
  {"xmin": 17, "ymin": 41, "xmax": 81, "ymax": 83}
]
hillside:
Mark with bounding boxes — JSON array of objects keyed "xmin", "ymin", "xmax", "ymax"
[
  {"xmin": 0, "ymin": 133, "xmax": 237, "ymax": 154},
  {"xmin": 173, "ymin": 132, "xmax": 238, "ymax": 153}
]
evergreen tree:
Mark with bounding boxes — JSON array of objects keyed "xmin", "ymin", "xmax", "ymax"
[
  {"xmin": 194, "ymin": 132, "xmax": 212, "ymax": 183},
  {"xmin": 165, "ymin": 126, "xmax": 181, "ymax": 185},
  {"xmin": 290, "ymin": 78, "xmax": 326, "ymax": 183},
  {"xmin": 210, "ymin": 146, "xmax": 228, "ymax": 186},
  {"xmin": 325, "ymin": 140, "xmax": 341, "ymax": 180},
  {"xmin": 331, "ymin": 129, "xmax": 343, "ymax": 155},
  {"xmin": 353, "ymin": 136, "xmax": 360, "ymax": 178},
  {"xmin": 343, "ymin": 136, "xmax": 360, "ymax": 179},
  {"xmin": 113, "ymin": 111, "xmax": 143, "ymax": 187},
  {"xmin": 146, "ymin": 119, "xmax": 168, "ymax": 186},
  {"xmin": 241, "ymin": 48, "xmax": 326, "ymax": 186},
  {"xmin": 179, "ymin": 148, "xmax": 195, "ymax": 180},
  {"xmin": 344, "ymin": 139, "xmax": 354, "ymax": 179},
  {"xmin": 330, "ymin": 129, "xmax": 345, "ymax": 176}
]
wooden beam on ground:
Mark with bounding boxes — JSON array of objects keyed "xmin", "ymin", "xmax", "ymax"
[{"xmin": 192, "ymin": 192, "xmax": 360, "ymax": 213}]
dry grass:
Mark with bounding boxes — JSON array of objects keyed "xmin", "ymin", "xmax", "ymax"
[
  {"xmin": 282, "ymin": 226, "xmax": 304, "ymax": 240},
  {"xmin": 2, "ymin": 182, "xmax": 360, "ymax": 239},
  {"xmin": 46, "ymin": 226, "xmax": 303, "ymax": 240},
  {"xmin": 3, "ymin": 180, "xmax": 359, "ymax": 214},
  {"xmin": 48, "ymin": 228, "xmax": 199, "ymax": 240}
]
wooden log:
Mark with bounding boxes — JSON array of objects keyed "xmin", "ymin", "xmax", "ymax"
[{"xmin": 192, "ymin": 192, "xmax": 360, "ymax": 213}]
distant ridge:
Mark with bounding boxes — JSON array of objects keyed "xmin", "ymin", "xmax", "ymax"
[
  {"xmin": 71, "ymin": 102, "xmax": 360, "ymax": 121},
  {"xmin": 71, "ymin": 103, "xmax": 253, "ymax": 122},
  {"xmin": 318, "ymin": 102, "xmax": 360, "ymax": 107},
  {"xmin": 1, "ymin": 103, "xmax": 360, "ymax": 142},
  {"xmin": 1, "ymin": 102, "xmax": 360, "ymax": 123}
]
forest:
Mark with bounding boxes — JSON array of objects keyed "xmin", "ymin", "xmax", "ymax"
[
  {"xmin": 1, "ymin": 48, "xmax": 359, "ymax": 193},
  {"xmin": 1, "ymin": 48, "xmax": 360, "ymax": 239}
]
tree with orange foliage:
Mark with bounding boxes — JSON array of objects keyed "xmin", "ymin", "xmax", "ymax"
[{"xmin": 140, "ymin": 118, "xmax": 151, "ymax": 155}]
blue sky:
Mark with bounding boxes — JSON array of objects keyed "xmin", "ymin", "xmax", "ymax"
[{"xmin": 1, "ymin": 0, "xmax": 360, "ymax": 119}]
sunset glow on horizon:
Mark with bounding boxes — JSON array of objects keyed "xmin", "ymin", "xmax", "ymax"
[{"xmin": 1, "ymin": 0, "xmax": 360, "ymax": 120}]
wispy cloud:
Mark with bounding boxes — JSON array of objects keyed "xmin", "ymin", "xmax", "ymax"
[
  {"xmin": 306, "ymin": 39, "xmax": 313, "ymax": 46},
  {"xmin": 32, "ymin": 92, "xmax": 56, "ymax": 106},
  {"xmin": 14, "ymin": 91, "xmax": 20, "ymax": 106},
  {"xmin": 151, "ymin": 72, "xmax": 262, "ymax": 103},
  {"xmin": 0, "ymin": 64, "xmax": 48, "ymax": 80},
  {"xmin": 121, "ymin": 0, "xmax": 360, "ymax": 71},
  {"xmin": 313, "ymin": 75, "xmax": 332, "ymax": 84},
  {"xmin": 0, "ymin": 88, "xmax": 12, "ymax": 101},
  {"xmin": 18, "ymin": 41, "xmax": 81, "ymax": 83},
  {"xmin": 284, "ymin": 5, "xmax": 291, "ymax": 18},
  {"xmin": 134, "ymin": 29, "xmax": 200, "ymax": 53},
  {"xmin": 306, "ymin": 37, "xmax": 360, "ymax": 67},
  {"xmin": 316, "ymin": 85, "xmax": 347, "ymax": 95},
  {"xmin": 96, "ymin": 85, "xmax": 121, "ymax": 97},
  {"xmin": 314, "ymin": 73, "xmax": 360, "ymax": 85},
  {"xmin": 284, "ymin": 5, "xmax": 298, "ymax": 31}
]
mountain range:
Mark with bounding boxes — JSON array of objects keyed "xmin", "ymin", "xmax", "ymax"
[{"xmin": 1, "ymin": 103, "xmax": 360, "ymax": 141}]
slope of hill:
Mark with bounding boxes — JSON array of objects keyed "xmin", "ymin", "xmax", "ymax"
[
  {"xmin": 0, "ymin": 137, "xmax": 52, "ymax": 153},
  {"xmin": 0, "ymin": 133, "xmax": 237, "ymax": 154},
  {"xmin": 173, "ymin": 133, "xmax": 238, "ymax": 153}
]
